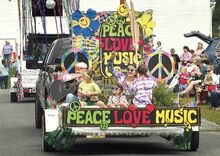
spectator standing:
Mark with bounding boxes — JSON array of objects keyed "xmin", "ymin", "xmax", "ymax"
[
  {"xmin": 12, "ymin": 55, "xmax": 20, "ymax": 76},
  {"xmin": 194, "ymin": 42, "xmax": 204, "ymax": 56},
  {"xmin": 2, "ymin": 41, "xmax": 13, "ymax": 65},
  {"xmin": 170, "ymin": 48, "xmax": 180, "ymax": 74},
  {"xmin": 155, "ymin": 41, "xmax": 163, "ymax": 51},
  {"xmin": 1, "ymin": 60, "xmax": 9, "ymax": 89},
  {"xmin": 180, "ymin": 46, "xmax": 192, "ymax": 66},
  {"xmin": 210, "ymin": 90, "xmax": 220, "ymax": 110},
  {"xmin": 0, "ymin": 68, "xmax": 3, "ymax": 89}
]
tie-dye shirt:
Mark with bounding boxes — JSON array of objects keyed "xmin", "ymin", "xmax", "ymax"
[{"xmin": 130, "ymin": 76, "xmax": 157, "ymax": 106}]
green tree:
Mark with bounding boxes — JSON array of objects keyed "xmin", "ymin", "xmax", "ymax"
[{"xmin": 212, "ymin": 0, "xmax": 220, "ymax": 37}]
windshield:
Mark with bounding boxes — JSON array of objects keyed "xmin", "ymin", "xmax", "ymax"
[{"xmin": 47, "ymin": 38, "xmax": 71, "ymax": 65}]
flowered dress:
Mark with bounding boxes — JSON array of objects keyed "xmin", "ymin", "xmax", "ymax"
[{"xmin": 108, "ymin": 95, "xmax": 128, "ymax": 107}]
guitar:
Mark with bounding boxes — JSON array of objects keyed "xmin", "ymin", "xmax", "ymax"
[{"xmin": 50, "ymin": 80, "xmax": 79, "ymax": 101}]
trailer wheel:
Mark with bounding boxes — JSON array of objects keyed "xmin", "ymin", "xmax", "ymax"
[
  {"xmin": 35, "ymin": 95, "xmax": 43, "ymax": 129},
  {"xmin": 190, "ymin": 131, "xmax": 199, "ymax": 151},
  {"xmin": 10, "ymin": 92, "xmax": 18, "ymax": 102},
  {"xmin": 42, "ymin": 113, "xmax": 55, "ymax": 152}
]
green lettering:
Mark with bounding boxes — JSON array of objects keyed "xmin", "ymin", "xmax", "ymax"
[
  {"xmin": 85, "ymin": 111, "xmax": 93, "ymax": 124},
  {"xmin": 109, "ymin": 25, "xmax": 117, "ymax": 37},
  {"xmin": 102, "ymin": 111, "xmax": 111, "ymax": 124},
  {"xmin": 117, "ymin": 25, "xmax": 125, "ymax": 37},
  {"xmin": 125, "ymin": 25, "xmax": 132, "ymax": 36},
  {"xmin": 76, "ymin": 111, "xmax": 85, "ymax": 124},
  {"xmin": 67, "ymin": 110, "xmax": 76, "ymax": 124},
  {"xmin": 102, "ymin": 25, "xmax": 110, "ymax": 37},
  {"xmin": 93, "ymin": 111, "xmax": 102, "ymax": 124}
]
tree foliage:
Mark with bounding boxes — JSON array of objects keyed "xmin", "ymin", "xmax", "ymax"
[{"xmin": 212, "ymin": 0, "xmax": 220, "ymax": 37}]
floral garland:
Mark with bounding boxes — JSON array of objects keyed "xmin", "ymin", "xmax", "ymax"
[{"xmin": 44, "ymin": 127, "xmax": 76, "ymax": 150}]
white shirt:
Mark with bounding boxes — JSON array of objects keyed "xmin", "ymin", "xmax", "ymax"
[{"xmin": 212, "ymin": 74, "xmax": 219, "ymax": 85}]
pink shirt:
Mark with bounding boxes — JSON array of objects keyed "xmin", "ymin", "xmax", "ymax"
[
  {"xmin": 179, "ymin": 73, "xmax": 189, "ymax": 85},
  {"xmin": 180, "ymin": 52, "xmax": 192, "ymax": 62}
]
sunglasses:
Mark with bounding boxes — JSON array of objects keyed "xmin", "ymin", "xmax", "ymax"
[
  {"xmin": 207, "ymin": 70, "xmax": 211, "ymax": 72},
  {"xmin": 112, "ymin": 86, "xmax": 120, "ymax": 90},
  {"xmin": 128, "ymin": 68, "xmax": 135, "ymax": 72},
  {"xmin": 79, "ymin": 67, "xmax": 87, "ymax": 69}
]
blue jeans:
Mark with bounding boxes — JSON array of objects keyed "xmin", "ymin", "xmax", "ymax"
[
  {"xmin": 3, "ymin": 54, "xmax": 11, "ymax": 65},
  {"xmin": 0, "ymin": 76, "xmax": 3, "ymax": 89},
  {"xmin": 179, "ymin": 84, "xmax": 188, "ymax": 91},
  {"xmin": 0, "ymin": 76, "xmax": 8, "ymax": 89},
  {"xmin": 210, "ymin": 91, "xmax": 220, "ymax": 107},
  {"xmin": 65, "ymin": 93, "xmax": 79, "ymax": 103}
]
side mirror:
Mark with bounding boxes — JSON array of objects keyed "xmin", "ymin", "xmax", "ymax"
[{"xmin": 26, "ymin": 60, "xmax": 43, "ymax": 69}]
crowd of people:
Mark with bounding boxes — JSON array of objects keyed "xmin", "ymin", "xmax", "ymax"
[{"xmin": 164, "ymin": 42, "xmax": 219, "ymax": 110}]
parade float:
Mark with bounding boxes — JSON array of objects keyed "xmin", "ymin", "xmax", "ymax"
[{"xmin": 28, "ymin": 0, "xmax": 201, "ymax": 152}]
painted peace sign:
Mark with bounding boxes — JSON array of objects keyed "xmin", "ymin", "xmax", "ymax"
[
  {"xmin": 146, "ymin": 51, "xmax": 175, "ymax": 80},
  {"xmin": 70, "ymin": 100, "xmax": 81, "ymax": 112},
  {"xmin": 117, "ymin": 16, "xmax": 125, "ymax": 25},
  {"xmin": 100, "ymin": 122, "xmax": 109, "ymax": 130},
  {"xmin": 106, "ymin": 16, "xmax": 116, "ymax": 26},
  {"xmin": 61, "ymin": 49, "xmax": 91, "ymax": 73}
]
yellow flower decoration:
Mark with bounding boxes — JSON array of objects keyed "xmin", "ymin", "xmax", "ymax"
[{"xmin": 137, "ymin": 12, "xmax": 156, "ymax": 37}]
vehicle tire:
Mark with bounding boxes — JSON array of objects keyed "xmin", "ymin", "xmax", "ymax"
[
  {"xmin": 10, "ymin": 92, "xmax": 18, "ymax": 102},
  {"xmin": 190, "ymin": 131, "xmax": 199, "ymax": 151},
  {"xmin": 42, "ymin": 113, "xmax": 55, "ymax": 152},
  {"xmin": 35, "ymin": 95, "xmax": 43, "ymax": 129}
]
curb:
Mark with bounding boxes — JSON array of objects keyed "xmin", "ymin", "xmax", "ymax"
[{"xmin": 200, "ymin": 118, "xmax": 220, "ymax": 131}]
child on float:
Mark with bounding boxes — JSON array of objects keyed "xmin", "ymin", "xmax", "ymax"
[
  {"xmin": 179, "ymin": 66, "xmax": 190, "ymax": 106},
  {"xmin": 130, "ymin": 64, "xmax": 157, "ymax": 106},
  {"xmin": 78, "ymin": 70, "xmax": 107, "ymax": 108},
  {"xmin": 107, "ymin": 82, "xmax": 129, "ymax": 108}
]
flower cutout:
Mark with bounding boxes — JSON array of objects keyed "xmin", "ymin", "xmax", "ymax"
[
  {"xmin": 137, "ymin": 12, "xmax": 156, "ymax": 37},
  {"xmin": 72, "ymin": 9, "xmax": 100, "ymax": 38}
]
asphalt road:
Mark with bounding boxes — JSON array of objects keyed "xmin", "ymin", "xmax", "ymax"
[{"xmin": 0, "ymin": 89, "xmax": 220, "ymax": 156}]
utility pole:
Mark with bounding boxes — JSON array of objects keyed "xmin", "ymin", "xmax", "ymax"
[
  {"xmin": 218, "ymin": 25, "xmax": 220, "ymax": 38},
  {"xmin": 120, "ymin": 0, "xmax": 125, "ymax": 4}
]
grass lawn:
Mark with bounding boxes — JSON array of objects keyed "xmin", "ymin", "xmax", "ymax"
[
  {"xmin": 180, "ymin": 97, "xmax": 220, "ymax": 125},
  {"xmin": 201, "ymin": 105, "xmax": 220, "ymax": 125}
]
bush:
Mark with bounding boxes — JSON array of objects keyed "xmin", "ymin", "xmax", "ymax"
[{"xmin": 152, "ymin": 83, "xmax": 177, "ymax": 107}]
